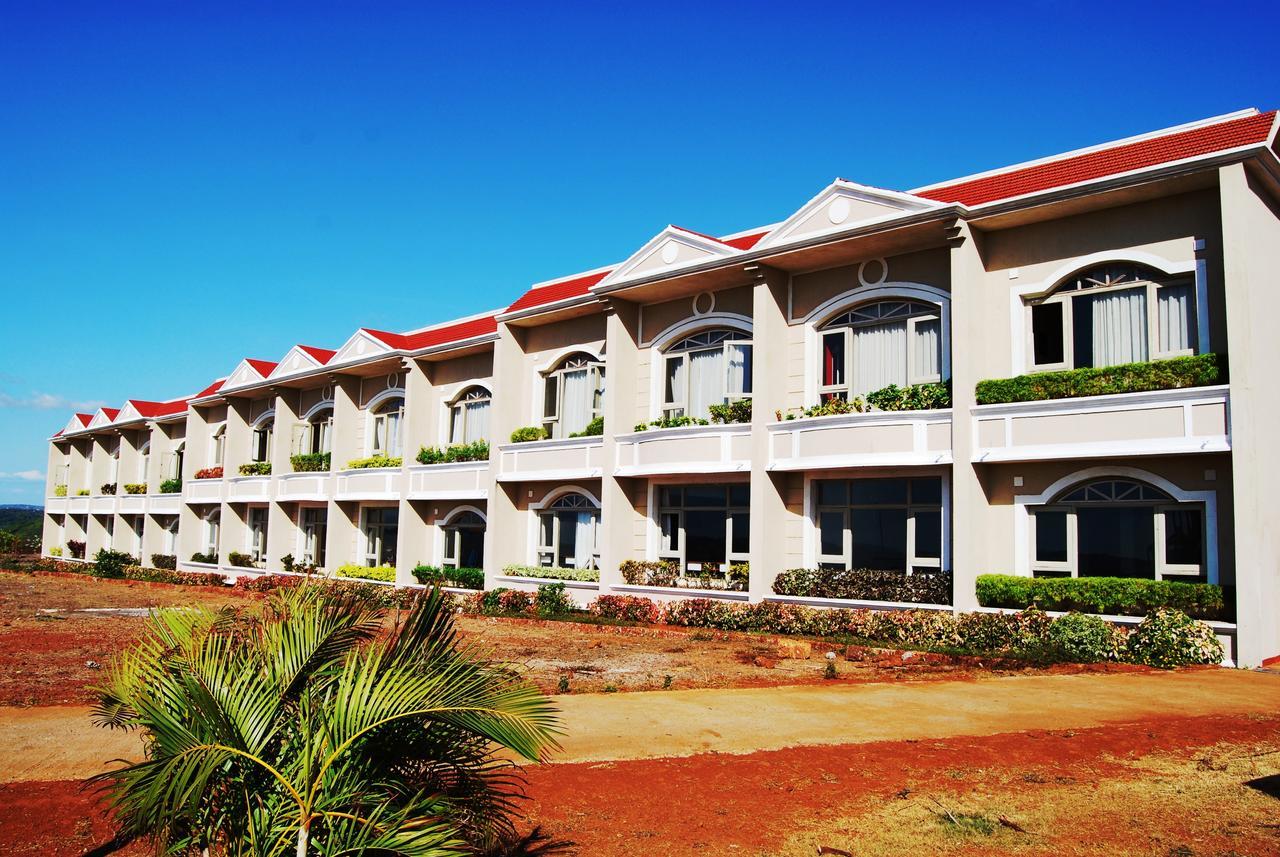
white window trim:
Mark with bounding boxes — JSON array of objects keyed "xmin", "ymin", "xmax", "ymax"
[
  {"xmin": 365, "ymin": 389, "xmax": 406, "ymax": 458},
  {"xmin": 660, "ymin": 334, "xmax": 754, "ymax": 421},
  {"xmin": 811, "ymin": 476, "xmax": 946, "ymax": 573},
  {"xmin": 297, "ymin": 505, "xmax": 327, "ymax": 568},
  {"xmin": 447, "ymin": 386, "xmax": 493, "ymax": 445},
  {"xmin": 210, "ymin": 423, "xmax": 227, "ymax": 468},
  {"xmin": 528, "ymin": 486, "xmax": 602, "ymax": 569},
  {"xmin": 437, "ymin": 505, "xmax": 487, "ymax": 568},
  {"xmin": 360, "ymin": 505, "xmax": 399, "ymax": 567},
  {"xmin": 246, "ymin": 506, "xmax": 268, "ymax": 564},
  {"xmin": 539, "ymin": 354, "xmax": 605, "ymax": 438},
  {"xmin": 646, "ymin": 314, "xmax": 754, "ymax": 422},
  {"xmin": 250, "ymin": 410, "xmax": 275, "ymax": 464},
  {"xmin": 652, "ymin": 482, "xmax": 750, "ymax": 572}
]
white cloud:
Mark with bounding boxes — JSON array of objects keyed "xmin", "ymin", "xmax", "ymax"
[
  {"xmin": 0, "ymin": 392, "xmax": 106, "ymax": 411},
  {"xmin": 0, "ymin": 470, "xmax": 45, "ymax": 481}
]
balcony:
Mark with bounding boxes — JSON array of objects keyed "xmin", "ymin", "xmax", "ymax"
[
  {"xmin": 496, "ymin": 436, "xmax": 603, "ymax": 483},
  {"xmin": 148, "ymin": 492, "xmax": 182, "ymax": 515},
  {"xmin": 226, "ymin": 475, "xmax": 273, "ymax": 502},
  {"xmin": 66, "ymin": 494, "xmax": 90, "ymax": 515},
  {"xmin": 184, "ymin": 477, "xmax": 225, "ymax": 504},
  {"xmin": 971, "ymin": 385, "xmax": 1230, "ymax": 463},
  {"xmin": 89, "ymin": 494, "xmax": 117, "ymax": 515},
  {"xmin": 614, "ymin": 423, "xmax": 751, "ymax": 477},
  {"xmin": 768, "ymin": 410, "xmax": 953, "ymax": 471},
  {"xmin": 45, "ymin": 496, "xmax": 68, "ymax": 515},
  {"xmin": 407, "ymin": 461, "xmax": 489, "ymax": 500},
  {"xmin": 117, "ymin": 493, "xmax": 147, "ymax": 514},
  {"xmin": 276, "ymin": 471, "xmax": 335, "ymax": 502},
  {"xmin": 335, "ymin": 466, "xmax": 405, "ymax": 501}
]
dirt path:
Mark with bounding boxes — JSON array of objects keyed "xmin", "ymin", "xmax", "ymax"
[{"xmin": 6, "ymin": 668, "xmax": 1278, "ymax": 783}]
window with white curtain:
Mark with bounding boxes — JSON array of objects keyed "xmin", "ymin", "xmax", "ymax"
[
  {"xmin": 363, "ymin": 507, "xmax": 398, "ymax": 567},
  {"xmin": 138, "ymin": 439, "xmax": 150, "ymax": 484},
  {"xmin": 541, "ymin": 354, "xmax": 604, "ymax": 439},
  {"xmin": 537, "ymin": 493, "xmax": 600, "ymax": 569},
  {"xmin": 251, "ymin": 419, "xmax": 273, "ymax": 463},
  {"xmin": 442, "ymin": 510, "xmax": 485, "ymax": 568},
  {"xmin": 307, "ymin": 408, "xmax": 333, "ymax": 456},
  {"xmin": 108, "ymin": 439, "xmax": 120, "ymax": 484},
  {"xmin": 164, "ymin": 517, "xmax": 179, "ymax": 555},
  {"xmin": 211, "ymin": 425, "xmax": 226, "ymax": 467},
  {"xmin": 662, "ymin": 329, "xmax": 753, "ymax": 421},
  {"xmin": 820, "ymin": 301, "xmax": 941, "ymax": 401},
  {"xmin": 1028, "ymin": 264, "xmax": 1198, "ymax": 370},
  {"xmin": 301, "ymin": 507, "xmax": 327, "ymax": 567},
  {"xmin": 248, "ymin": 506, "xmax": 268, "ymax": 564},
  {"xmin": 657, "ymin": 484, "xmax": 750, "ymax": 573},
  {"xmin": 370, "ymin": 396, "xmax": 405, "ymax": 457},
  {"xmin": 1030, "ymin": 479, "xmax": 1205, "ymax": 580},
  {"xmin": 449, "ymin": 387, "xmax": 491, "ymax": 444}
]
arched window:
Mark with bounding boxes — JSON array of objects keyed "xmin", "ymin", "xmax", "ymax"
[
  {"xmin": 1028, "ymin": 263, "xmax": 1197, "ymax": 370},
  {"xmin": 138, "ymin": 439, "xmax": 151, "ymax": 484},
  {"xmin": 370, "ymin": 395, "xmax": 405, "ymax": 457},
  {"xmin": 442, "ymin": 510, "xmax": 485, "ymax": 569},
  {"xmin": 251, "ymin": 416, "xmax": 274, "ymax": 464},
  {"xmin": 163, "ymin": 516, "xmax": 179, "ymax": 555},
  {"xmin": 449, "ymin": 387, "xmax": 491, "ymax": 445},
  {"xmin": 662, "ymin": 329, "xmax": 752, "ymax": 421},
  {"xmin": 1031, "ymin": 478, "xmax": 1204, "ymax": 580},
  {"xmin": 211, "ymin": 425, "xmax": 226, "ymax": 467},
  {"xmin": 820, "ymin": 300, "xmax": 941, "ymax": 400},
  {"xmin": 537, "ymin": 492, "xmax": 599, "ymax": 569},
  {"xmin": 203, "ymin": 508, "xmax": 221, "ymax": 559},
  {"xmin": 542, "ymin": 353, "xmax": 604, "ymax": 438},
  {"xmin": 107, "ymin": 438, "xmax": 121, "ymax": 485},
  {"xmin": 300, "ymin": 405, "xmax": 333, "ymax": 456}
]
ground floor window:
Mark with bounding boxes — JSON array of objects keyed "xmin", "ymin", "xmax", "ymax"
[
  {"xmin": 1031, "ymin": 479, "xmax": 1204, "ymax": 579},
  {"xmin": 443, "ymin": 511, "xmax": 485, "ymax": 568},
  {"xmin": 657, "ymin": 484, "xmax": 750, "ymax": 572},
  {"xmin": 162, "ymin": 516, "xmax": 179, "ymax": 555},
  {"xmin": 537, "ymin": 493, "xmax": 599, "ymax": 569},
  {"xmin": 248, "ymin": 507, "xmax": 268, "ymax": 565},
  {"xmin": 127, "ymin": 515, "xmax": 143, "ymax": 555},
  {"xmin": 203, "ymin": 510, "xmax": 220, "ymax": 558},
  {"xmin": 815, "ymin": 476, "xmax": 943, "ymax": 572},
  {"xmin": 363, "ymin": 507, "xmax": 398, "ymax": 567},
  {"xmin": 301, "ymin": 507, "xmax": 327, "ymax": 568}
]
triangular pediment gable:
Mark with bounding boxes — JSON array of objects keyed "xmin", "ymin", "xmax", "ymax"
[
  {"xmin": 87, "ymin": 408, "xmax": 117, "ymax": 430},
  {"xmin": 754, "ymin": 181, "xmax": 945, "ymax": 250},
  {"xmin": 116, "ymin": 402, "xmax": 145, "ymax": 424},
  {"xmin": 270, "ymin": 345, "xmax": 326, "ymax": 379},
  {"xmin": 64, "ymin": 414, "xmax": 91, "ymax": 435},
  {"xmin": 221, "ymin": 359, "xmax": 272, "ymax": 392},
  {"xmin": 330, "ymin": 329, "xmax": 397, "ymax": 367},
  {"xmin": 595, "ymin": 226, "xmax": 740, "ymax": 289}
]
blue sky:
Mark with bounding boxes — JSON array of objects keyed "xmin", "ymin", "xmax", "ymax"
[{"xmin": 1, "ymin": 0, "xmax": 1276, "ymax": 505}]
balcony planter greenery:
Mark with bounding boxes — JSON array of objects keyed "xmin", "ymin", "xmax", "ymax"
[
  {"xmin": 337, "ymin": 563, "xmax": 396, "ymax": 582},
  {"xmin": 150, "ymin": 553, "xmax": 177, "ymax": 570},
  {"xmin": 568, "ymin": 416, "xmax": 604, "ymax": 438},
  {"xmin": 501, "ymin": 563, "xmax": 599, "ymax": 583},
  {"xmin": 76, "ymin": 489, "xmax": 90, "ymax": 496},
  {"xmin": 189, "ymin": 551, "xmax": 218, "ymax": 565},
  {"xmin": 772, "ymin": 567, "xmax": 953, "ymax": 605},
  {"xmin": 290, "ymin": 452, "xmax": 331, "ymax": 472},
  {"xmin": 974, "ymin": 353, "xmax": 1224, "ymax": 405},
  {"xmin": 100, "ymin": 483, "xmax": 117, "ymax": 495},
  {"xmin": 633, "ymin": 416, "xmax": 710, "ymax": 432},
  {"xmin": 412, "ymin": 564, "xmax": 485, "ymax": 590},
  {"xmin": 416, "ymin": 441, "xmax": 489, "ymax": 465},
  {"xmin": 509, "ymin": 426, "xmax": 549, "ymax": 443},
  {"xmin": 226, "ymin": 552, "xmax": 257, "ymax": 569},
  {"xmin": 194, "ymin": 467, "xmax": 223, "ymax": 480},
  {"xmin": 781, "ymin": 381, "xmax": 951, "ymax": 421},
  {"xmin": 708, "ymin": 400, "xmax": 752, "ymax": 424},
  {"xmin": 123, "ymin": 483, "xmax": 147, "ymax": 495},
  {"xmin": 237, "ymin": 462, "xmax": 271, "ymax": 476},
  {"xmin": 54, "ymin": 485, "xmax": 67, "ymax": 497},
  {"xmin": 619, "ymin": 559, "xmax": 748, "ymax": 592},
  {"xmin": 975, "ymin": 573, "xmax": 1228, "ymax": 621},
  {"xmin": 344, "ymin": 455, "xmax": 402, "ymax": 470},
  {"xmin": 159, "ymin": 478, "xmax": 182, "ymax": 494}
]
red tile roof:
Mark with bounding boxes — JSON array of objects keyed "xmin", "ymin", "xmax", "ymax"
[
  {"xmin": 399, "ymin": 314, "xmax": 498, "ymax": 350},
  {"xmin": 506, "ymin": 269, "xmax": 612, "ymax": 313},
  {"xmin": 74, "ymin": 413, "xmax": 92, "ymax": 427},
  {"xmin": 128, "ymin": 399, "xmax": 189, "ymax": 418},
  {"xmin": 100, "ymin": 407, "xmax": 120, "ymax": 421},
  {"xmin": 917, "ymin": 111, "xmax": 1278, "ymax": 207},
  {"xmin": 299, "ymin": 345, "xmax": 337, "ymax": 364},
  {"xmin": 246, "ymin": 359, "xmax": 278, "ymax": 377},
  {"xmin": 194, "ymin": 379, "xmax": 225, "ymax": 399},
  {"xmin": 721, "ymin": 229, "xmax": 770, "ymax": 250}
]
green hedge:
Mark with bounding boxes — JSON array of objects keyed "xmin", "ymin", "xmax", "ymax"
[
  {"xmin": 238, "ymin": 462, "xmax": 272, "ymax": 476},
  {"xmin": 975, "ymin": 354, "xmax": 1223, "ymax": 405},
  {"xmin": 708, "ymin": 400, "xmax": 751, "ymax": 424},
  {"xmin": 337, "ymin": 563, "xmax": 396, "ymax": 582},
  {"xmin": 569, "ymin": 416, "xmax": 604, "ymax": 438},
  {"xmin": 159, "ymin": 478, "xmax": 183, "ymax": 494},
  {"xmin": 416, "ymin": 441, "xmax": 490, "ymax": 465},
  {"xmin": 510, "ymin": 425, "xmax": 550, "ymax": 443},
  {"xmin": 411, "ymin": 564, "xmax": 485, "ymax": 590},
  {"xmin": 123, "ymin": 483, "xmax": 148, "ymax": 495},
  {"xmin": 773, "ymin": 568, "xmax": 952, "ymax": 605},
  {"xmin": 344, "ymin": 455, "xmax": 402, "ymax": 470},
  {"xmin": 290, "ymin": 452, "xmax": 331, "ymax": 472},
  {"xmin": 502, "ymin": 563, "xmax": 599, "ymax": 583},
  {"xmin": 975, "ymin": 574, "xmax": 1227, "ymax": 621}
]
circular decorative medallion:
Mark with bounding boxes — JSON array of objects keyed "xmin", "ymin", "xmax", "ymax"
[
  {"xmin": 386, "ymin": 374, "xmax": 398, "ymax": 390},
  {"xmin": 827, "ymin": 197, "xmax": 851, "ymax": 224},
  {"xmin": 661, "ymin": 242, "xmax": 680, "ymax": 264},
  {"xmin": 858, "ymin": 257, "xmax": 889, "ymax": 287},
  {"xmin": 691, "ymin": 291, "xmax": 716, "ymax": 316}
]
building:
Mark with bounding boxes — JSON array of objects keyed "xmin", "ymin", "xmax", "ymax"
[{"xmin": 41, "ymin": 107, "xmax": 1280, "ymax": 666}]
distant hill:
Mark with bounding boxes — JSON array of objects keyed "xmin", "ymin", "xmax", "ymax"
[{"xmin": 0, "ymin": 506, "xmax": 42, "ymax": 541}]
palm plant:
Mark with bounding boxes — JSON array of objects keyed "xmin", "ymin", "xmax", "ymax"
[{"xmin": 90, "ymin": 586, "xmax": 562, "ymax": 856}]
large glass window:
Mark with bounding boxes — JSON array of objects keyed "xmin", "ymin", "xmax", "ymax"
[
  {"xmin": 815, "ymin": 476, "xmax": 943, "ymax": 573},
  {"xmin": 537, "ymin": 493, "xmax": 599, "ymax": 568},
  {"xmin": 1028, "ymin": 264, "xmax": 1198, "ymax": 371},
  {"xmin": 308, "ymin": 407, "xmax": 333, "ymax": 456},
  {"xmin": 657, "ymin": 484, "xmax": 750, "ymax": 574},
  {"xmin": 301, "ymin": 507, "xmax": 327, "ymax": 568},
  {"xmin": 251, "ymin": 419, "xmax": 273, "ymax": 464},
  {"xmin": 363, "ymin": 507, "xmax": 398, "ymax": 567},
  {"xmin": 1030, "ymin": 479, "xmax": 1205, "ymax": 580},
  {"xmin": 820, "ymin": 301, "xmax": 942, "ymax": 400},
  {"xmin": 163, "ymin": 516, "xmax": 179, "ymax": 555},
  {"xmin": 542, "ymin": 354, "xmax": 604, "ymax": 439},
  {"xmin": 449, "ymin": 387, "xmax": 491, "ymax": 445},
  {"xmin": 662, "ymin": 330, "xmax": 752, "ymax": 421},
  {"xmin": 442, "ymin": 510, "xmax": 485, "ymax": 568},
  {"xmin": 127, "ymin": 515, "xmax": 143, "ymax": 555},
  {"xmin": 248, "ymin": 506, "xmax": 268, "ymax": 564},
  {"xmin": 370, "ymin": 397, "xmax": 405, "ymax": 457}
]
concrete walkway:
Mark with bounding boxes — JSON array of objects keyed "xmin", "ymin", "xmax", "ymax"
[{"xmin": 4, "ymin": 669, "xmax": 1278, "ymax": 783}]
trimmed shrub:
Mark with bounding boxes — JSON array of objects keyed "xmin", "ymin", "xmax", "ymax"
[
  {"xmin": 49, "ymin": 547, "xmax": 63, "ymax": 557},
  {"xmin": 786, "ymin": 395, "xmax": 866, "ymax": 420},
  {"xmin": 509, "ymin": 425, "xmax": 550, "ymax": 443},
  {"xmin": 190, "ymin": 551, "xmax": 218, "ymax": 565},
  {"xmin": 1126, "ymin": 608, "xmax": 1224, "ymax": 668},
  {"xmin": 975, "ymin": 574, "xmax": 1227, "ymax": 621},
  {"xmin": 472, "ymin": 588, "xmax": 534, "ymax": 615},
  {"xmin": 91, "ymin": 548, "xmax": 137, "ymax": 579},
  {"xmin": 54, "ymin": 485, "xmax": 68, "ymax": 497},
  {"xmin": 415, "ymin": 441, "xmax": 490, "ymax": 465},
  {"xmin": 337, "ymin": 563, "xmax": 396, "ymax": 582},
  {"xmin": 619, "ymin": 559, "xmax": 678, "ymax": 587},
  {"xmin": 238, "ymin": 462, "xmax": 272, "ymax": 476},
  {"xmin": 708, "ymin": 400, "xmax": 752, "ymax": 424},
  {"xmin": 344, "ymin": 455, "xmax": 402, "ymax": 470},
  {"xmin": 150, "ymin": 553, "xmax": 177, "ymax": 570},
  {"xmin": 865, "ymin": 381, "xmax": 952, "ymax": 411},
  {"xmin": 76, "ymin": 489, "xmax": 90, "ymax": 496},
  {"xmin": 227, "ymin": 552, "xmax": 256, "ymax": 568},
  {"xmin": 412, "ymin": 564, "xmax": 485, "ymax": 590},
  {"xmin": 975, "ymin": 353, "xmax": 1223, "ymax": 405},
  {"xmin": 122, "ymin": 565, "xmax": 226, "ymax": 587},
  {"xmin": 159, "ymin": 478, "xmax": 182, "ymax": 494},
  {"xmin": 632, "ymin": 416, "xmax": 710, "ymax": 432},
  {"xmin": 100, "ymin": 483, "xmax": 117, "ymax": 495},
  {"xmin": 772, "ymin": 568, "xmax": 953, "ymax": 605},
  {"xmin": 1046, "ymin": 612, "xmax": 1125, "ymax": 663},
  {"xmin": 290, "ymin": 452, "xmax": 331, "ymax": 472},
  {"xmin": 502, "ymin": 563, "xmax": 599, "ymax": 583},
  {"xmin": 123, "ymin": 483, "xmax": 147, "ymax": 495},
  {"xmin": 194, "ymin": 467, "xmax": 223, "ymax": 480},
  {"xmin": 569, "ymin": 416, "xmax": 604, "ymax": 438},
  {"xmin": 591, "ymin": 595, "xmax": 662, "ymax": 624},
  {"xmin": 231, "ymin": 574, "xmax": 428, "ymax": 609},
  {"xmin": 67, "ymin": 540, "xmax": 86, "ymax": 559},
  {"xmin": 535, "ymin": 582, "xmax": 575, "ymax": 616},
  {"xmin": 619, "ymin": 559, "xmax": 747, "ymax": 591}
]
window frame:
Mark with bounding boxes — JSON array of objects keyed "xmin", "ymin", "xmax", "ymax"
[
  {"xmin": 540, "ymin": 354, "xmax": 605, "ymax": 438},
  {"xmin": 818, "ymin": 300, "xmax": 942, "ymax": 402},
  {"xmin": 448, "ymin": 386, "xmax": 492, "ymax": 445},
  {"xmin": 369, "ymin": 396, "xmax": 405, "ymax": 458},
  {"xmin": 251, "ymin": 418, "xmax": 274, "ymax": 464},
  {"xmin": 655, "ymin": 484, "xmax": 750, "ymax": 574},
  {"xmin": 535, "ymin": 492, "xmax": 600, "ymax": 569},
  {"xmin": 362, "ymin": 506, "xmax": 399, "ymax": 568},
  {"xmin": 211, "ymin": 424, "xmax": 226, "ymax": 468},
  {"xmin": 301, "ymin": 507, "xmax": 327, "ymax": 568},
  {"xmin": 814, "ymin": 476, "xmax": 944, "ymax": 574},
  {"xmin": 247, "ymin": 506, "xmax": 268, "ymax": 565},
  {"xmin": 441, "ymin": 510, "xmax": 485, "ymax": 569},
  {"xmin": 660, "ymin": 330, "xmax": 754, "ymax": 421}
]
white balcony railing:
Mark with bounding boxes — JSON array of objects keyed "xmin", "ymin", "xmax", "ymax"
[
  {"xmin": 183, "ymin": 477, "xmax": 225, "ymax": 504},
  {"xmin": 276, "ymin": 471, "xmax": 335, "ymax": 502},
  {"xmin": 406, "ymin": 460, "xmax": 489, "ymax": 500},
  {"xmin": 496, "ymin": 436, "xmax": 603, "ymax": 482},
  {"xmin": 614, "ymin": 423, "xmax": 751, "ymax": 477},
  {"xmin": 768, "ymin": 409, "xmax": 953, "ymax": 471},
  {"xmin": 334, "ymin": 466, "xmax": 405, "ymax": 500},
  {"xmin": 971, "ymin": 385, "xmax": 1230, "ymax": 463},
  {"xmin": 226, "ymin": 475, "xmax": 273, "ymax": 502}
]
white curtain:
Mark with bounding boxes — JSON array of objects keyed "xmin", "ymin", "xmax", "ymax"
[
  {"xmin": 386, "ymin": 411, "xmax": 402, "ymax": 457},
  {"xmin": 559, "ymin": 369, "xmax": 591, "ymax": 437},
  {"xmin": 465, "ymin": 399, "xmax": 489, "ymax": 443},
  {"xmin": 574, "ymin": 512, "xmax": 595, "ymax": 568},
  {"xmin": 665, "ymin": 356, "xmax": 686, "ymax": 411},
  {"xmin": 851, "ymin": 320, "xmax": 907, "ymax": 395},
  {"xmin": 449, "ymin": 407, "xmax": 463, "ymax": 444},
  {"xmin": 1087, "ymin": 288, "xmax": 1148, "ymax": 366},
  {"xmin": 1158, "ymin": 283, "xmax": 1194, "ymax": 353},
  {"xmin": 727, "ymin": 344, "xmax": 752, "ymax": 396},
  {"xmin": 912, "ymin": 318, "xmax": 940, "ymax": 381},
  {"xmin": 688, "ymin": 347, "xmax": 725, "ymax": 420}
]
